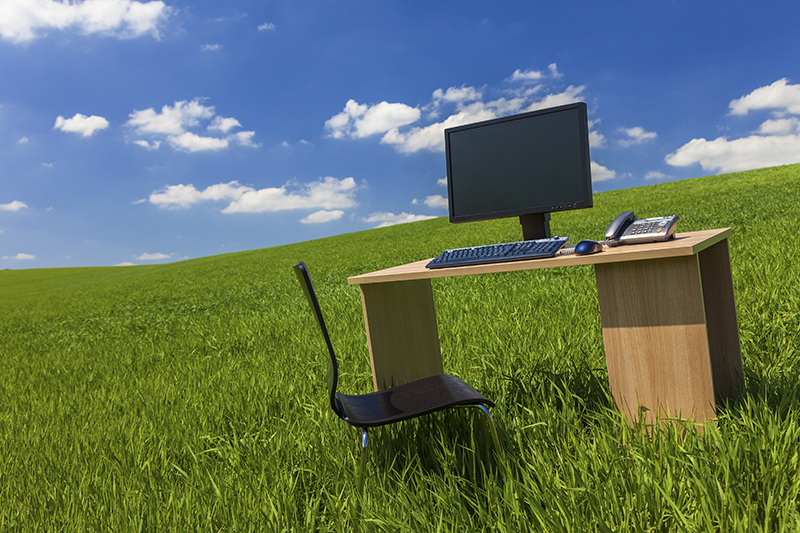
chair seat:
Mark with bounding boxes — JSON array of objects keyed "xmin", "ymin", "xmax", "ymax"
[{"xmin": 337, "ymin": 374, "xmax": 494, "ymax": 428}]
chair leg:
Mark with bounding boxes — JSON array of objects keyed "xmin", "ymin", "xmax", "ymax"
[
  {"xmin": 356, "ymin": 428, "xmax": 369, "ymax": 495},
  {"xmin": 472, "ymin": 405, "xmax": 502, "ymax": 459}
]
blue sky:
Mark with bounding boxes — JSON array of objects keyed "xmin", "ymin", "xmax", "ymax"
[{"xmin": 2, "ymin": 0, "xmax": 800, "ymax": 268}]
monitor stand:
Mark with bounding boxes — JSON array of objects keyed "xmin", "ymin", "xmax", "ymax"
[{"xmin": 520, "ymin": 213, "xmax": 551, "ymax": 241}]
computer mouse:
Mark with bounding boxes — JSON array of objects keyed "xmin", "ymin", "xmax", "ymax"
[{"xmin": 575, "ymin": 239, "xmax": 603, "ymax": 255}]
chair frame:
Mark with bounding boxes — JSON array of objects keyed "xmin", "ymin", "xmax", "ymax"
[{"xmin": 293, "ymin": 261, "xmax": 500, "ymax": 493}]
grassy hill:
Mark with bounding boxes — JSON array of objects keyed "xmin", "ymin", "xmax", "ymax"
[{"xmin": 2, "ymin": 164, "xmax": 800, "ymax": 531}]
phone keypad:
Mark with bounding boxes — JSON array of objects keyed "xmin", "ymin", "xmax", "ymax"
[{"xmin": 628, "ymin": 222, "xmax": 660, "ymax": 235}]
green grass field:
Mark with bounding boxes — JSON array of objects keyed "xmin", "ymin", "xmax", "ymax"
[{"xmin": 2, "ymin": 164, "xmax": 800, "ymax": 531}]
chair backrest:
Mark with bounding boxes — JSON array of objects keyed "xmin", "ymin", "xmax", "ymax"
[{"xmin": 293, "ymin": 262, "xmax": 343, "ymax": 419}]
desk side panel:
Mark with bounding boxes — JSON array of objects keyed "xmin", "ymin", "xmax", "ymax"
[
  {"xmin": 595, "ymin": 256, "xmax": 717, "ymax": 424},
  {"xmin": 360, "ymin": 280, "xmax": 444, "ymax": 391},
  {"xmin": 698, "ymin": 239, "xmax": 744, "ymax": 402}
]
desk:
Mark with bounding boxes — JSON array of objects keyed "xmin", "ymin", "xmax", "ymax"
[{"xmin": 347, "ymin": 228, "xmax": 743, "ymax": 425}]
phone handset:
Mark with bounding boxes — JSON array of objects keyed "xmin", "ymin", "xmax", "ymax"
[{"xmin": 605, "ymin": 211, "xmax": 636, "ymax": 244}]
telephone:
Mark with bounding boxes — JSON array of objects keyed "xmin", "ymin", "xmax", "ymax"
[{"xmin": 605, "ymin": 211, "xmax": 680, "ymax": 245}]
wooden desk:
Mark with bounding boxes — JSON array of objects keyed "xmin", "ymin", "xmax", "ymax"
[{"xmin": 347, "ymin": 228, "xmax": 743, "ymax": 424}]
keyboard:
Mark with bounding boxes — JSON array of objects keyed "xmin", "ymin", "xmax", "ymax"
[{"xmin": 426, "ymin": 237, "xmax": 569, "ymax": 269}]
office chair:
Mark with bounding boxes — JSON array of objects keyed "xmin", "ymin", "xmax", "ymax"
[{"xmin": 292, "ymin": 261, "xmax": 499, "ymax": 492}]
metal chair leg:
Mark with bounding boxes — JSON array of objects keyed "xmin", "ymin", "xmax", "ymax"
[
  {"xmin": 472, "ymin": 405, "xmax": 502, "ymax": 458},
  {"xmin": 356, "ymin": 428, "xmax": 369, "ymax": 495}
]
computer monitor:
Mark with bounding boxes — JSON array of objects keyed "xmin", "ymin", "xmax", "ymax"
[{"xmin": 445, "ymin": 102, "xmax": 592, "ymax": 241}]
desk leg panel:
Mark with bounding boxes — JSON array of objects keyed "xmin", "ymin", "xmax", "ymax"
[
  {"xmin": 698, "ymin": 238, "xmax": 744, "ymax": 402},
  {"xmin": 359, "ymin": 280, "xmax": 444, "ymax": 391},
  {"xmin": 595, "ymin": 256, "xmax": 717, "ymax": 424}
]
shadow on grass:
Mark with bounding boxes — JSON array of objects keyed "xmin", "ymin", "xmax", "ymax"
[
  {"xmin": 716, "ymin": 364, "xmax": 800, "ymax": 421},
  {"xmin": 500, "ymin": 360, "xmax": 613, "ymax": 414},
  {"xmin": 358, "ymin": 361, "xmax": 616, "ymax": 487}
]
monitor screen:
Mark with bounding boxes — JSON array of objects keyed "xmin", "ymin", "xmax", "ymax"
[{"xmin": 445, "ymin": 102, "xmax": 592, "ymax": 240}]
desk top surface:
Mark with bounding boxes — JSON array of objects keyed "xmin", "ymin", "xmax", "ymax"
[{"xmin": 348, "ymin": 228, "xmax": 731, "ymax": 285}]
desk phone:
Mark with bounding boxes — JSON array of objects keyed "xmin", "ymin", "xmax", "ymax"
[{"xmin": 605, "ymin": 211, "xmax": 679, "ymax": 245}]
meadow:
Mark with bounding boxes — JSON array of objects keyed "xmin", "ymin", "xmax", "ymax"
[{"xmin": 1, "ymin": 163, "xmax": 799, "ymax": 531}]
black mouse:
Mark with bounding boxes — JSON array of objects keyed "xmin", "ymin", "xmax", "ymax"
[{"xmin": 574, "ymin": 239, "xmax": 603, "ymax": 255}]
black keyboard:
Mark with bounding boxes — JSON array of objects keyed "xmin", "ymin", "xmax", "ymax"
[{"xmin": 426, "ymin": 237, "xmax": 569, "ymax": 269}]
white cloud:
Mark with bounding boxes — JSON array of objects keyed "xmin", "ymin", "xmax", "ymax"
[
  {"xmin": 114, "ymin": 262, "xmax": 136, "ymax": 266},
  {"xmin": 0, "ymin": 200, "xmax": 28, "ymax": 211},
  {"xmin": 644, "ymin": 171, "xmax": 671, "ymax": 181},
  {"xmin": 756, "ymin": 117, "xmax": 800, "ymax": 135},
  {"xmin": 258, "ymin": 22, "xmax": 275, "ymax": 31},
  {"xmin": 201, "ymin": 43, "xmax": 220, "ymax": 51},
  {"xmin": 729, "ymin": 78, "xmax": 800, "ymax": 116},
  {"xmin": 230, "ymin": 130, "xmax": 259, "ymax": 148},
  {"xmin": 618, "ymin": 126, "xmax": 657, "ymax": 147},
  {"xmin": 485, "ymin": 97, "xmax": 526, "ymax": 115},
  {"xmin": 208, "ymin": 116, "xmax": 241, "ymax": 133},
  {"xmin": 362, "ymin": 212, "xmax": 437, "ymax": 228},
  {"xmin": 54, "ymin": 113, "xmax": 109, "ymax": 137},
  {"xmin": 167, "ymin": 132, "xmax": 229, "ymax": 152},
  {"xmin": 665, "ymin": 134, "xmax": 800, "ymax": 173},
  {"xmin": 364, "ymin": 86, "xmax": 583, "ymax": 154},
  {"xmin": 19, "ymin": 136, "xmax": 29, "ymax": 144},
  {"xmin": 666, "ymin": 79, "xmax": 800, "ymax": 173},
  {"xmin": 509, "ymin": 68, "xmax": 545, "ymax": 82},
  {"xmin": 300, "ymin": 210, "xmax": 344, "ymax": 224},
  {"xmin": 149, "ymin": 181, "xmax": 253, "ymax": 208},
  {"xmin": 325, "ymin": 99, "xmax": 421, "ymax": 139},
  {"xmin": 136, "ymin": 252, "xmax": 170, "ymax": 260},
  {"xmin": 324, "ymin": 100, "xmax": 372, "ymax": 138},
  {"xmin": 423, "ymin": 195, "xmax": 448, "ymax": 209},
  {"xmin": 328, "ymin": 68, "xmax": 584, "ymax": 155},
  {"xmin": 432, "ymin": 86, "xmax": 483, "ymax": 104},
  {"xmin": 3, "ymin": 253, "xmax": 35, "ymax": 260},
  {"xmin": 0, "ymin": 0, "xmax": 174, "ymax": 44},
  {"xmin": 510, "ymin": 63, "xmax": 562, "ymax": 82},
  {"xmin": 381, "ymin": 102, "xmax": 497, "ymax": 154},
  {"xmin": 282, "ymin": 139, "xmax": 313, "ymax": 148},
  {"xmin": 127, "ymin": 98, "xmax": 256, "ymax": 152},
  {"xmin": 437, "ymin": 177, "xmax": 447, "ymax": 187},
  {"xmin": 591, "ymin": 161, "xmax": 617, "ymax": 182},
  {"xmin": 589, "ymin": 122, "xmax": 607, "ymax": 148},
  {"xmin": 128, "ymin": 99, "xmax": 214, "ymax": 135},
  {"xmin": 524, "ymin": 85, "xmax": 585, "ymax": 112},
  {"xmin": 148, "ymin": 177, "xmax": 358, "ymax": 214},
  {"xmin": 133, "ymin": 139, "xmax": 160, "ymax": 149},
  {"xmin": 590, "ymin": 131, "xmax": 606, "ymax": 148},
  {"xmin": 223, "ymin": 177, "xmax": 358, "ymax": 214},
  {"xmin": 510, "ymin": 85, "xmax": 545, "ymax": 100}
]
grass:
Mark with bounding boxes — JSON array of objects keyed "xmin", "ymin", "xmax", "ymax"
[{"xmin": 1, "ymin": 163, "xmax": 800, "ymax": 531}]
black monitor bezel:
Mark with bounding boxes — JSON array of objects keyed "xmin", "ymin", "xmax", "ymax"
[{"xmin": 445, "ymin": 102, "xmax": 593, "ymax": 226}]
